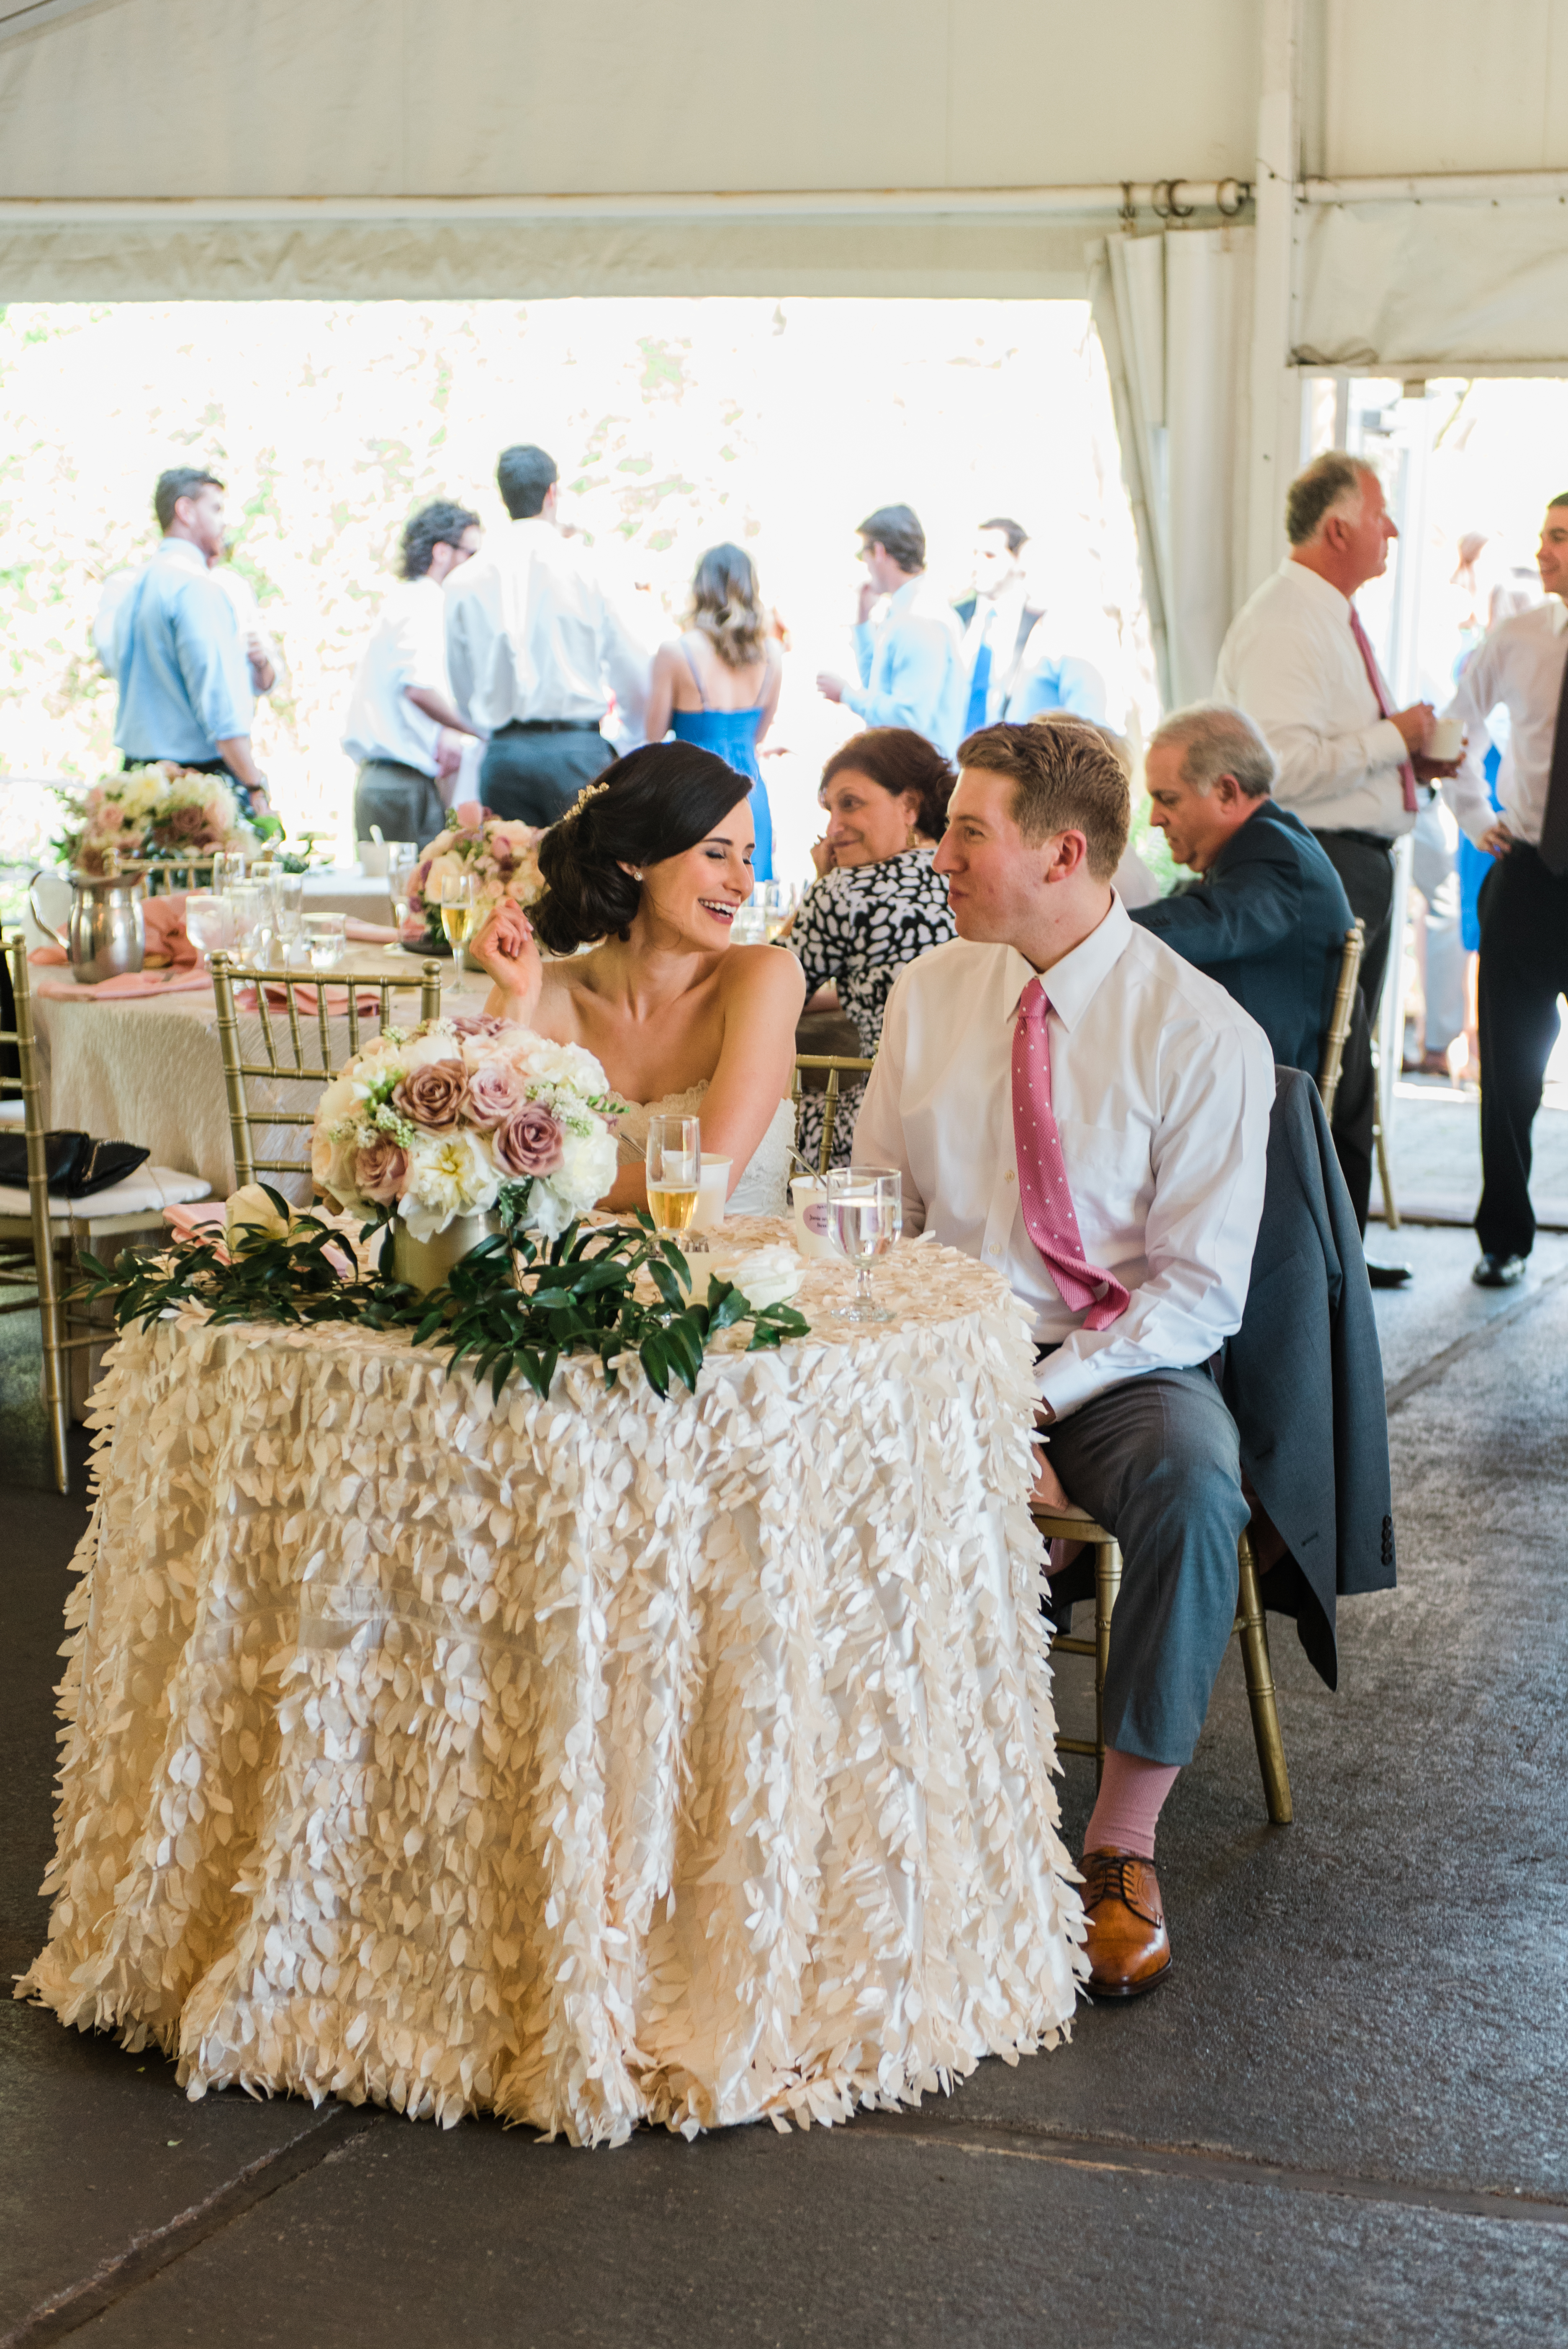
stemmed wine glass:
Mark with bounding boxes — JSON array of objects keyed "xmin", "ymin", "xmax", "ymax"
[
  {"xmin": 440, "ymin": 869, "xmax": 479, "ymax": 978},
  {"xmin": 826, "ymin": 1164, "xmax": 903, "ymax": 1324},
  {"xmin": 645, "ymin": 1116, "xmax": 702, "ymax": 1262},
  {"xmin": 388, "ymin": 843, "xmax": 419, "ymax": 948},
  {"xmin": 184, "ymin": 891, "xmax": 236, "ymax": 971}
]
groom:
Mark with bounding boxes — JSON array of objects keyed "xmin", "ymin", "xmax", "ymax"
[{"xmin": 854, "ymin": 716, "xmax": 1275, "ymax": 1997}]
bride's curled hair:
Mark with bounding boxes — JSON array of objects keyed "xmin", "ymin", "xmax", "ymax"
[{"xmin": 531, "ymin": 743, "xmax": 753, "ymax": 954}]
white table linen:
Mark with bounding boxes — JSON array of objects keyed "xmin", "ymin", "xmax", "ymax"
[{"xmin": 18, "ymin": 1226, "xmax": 1084, "ymax": 2143}]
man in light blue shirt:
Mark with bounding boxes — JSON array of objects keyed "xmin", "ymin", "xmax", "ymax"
[
  {"xmin": 817, "ymin": 503, "xmax": 966, "ymax": 756},
  {"xmin": 112, "ymin": 468, "xmax": 271, "ymax": 820}
]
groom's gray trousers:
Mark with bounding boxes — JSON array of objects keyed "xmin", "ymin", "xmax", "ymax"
[{"xmin": 1041, "ymin": 1362, "xmax": 1249, "ymax": 1766}]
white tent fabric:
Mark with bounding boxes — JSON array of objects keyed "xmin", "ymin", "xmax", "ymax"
[
  {"xmin": 1090, "ymin": 227, "xmax": 1252, "ymax": 710},
  {"xmin": 1296, "ymin": 196, "xmax": 1568, "ymax": 371}
]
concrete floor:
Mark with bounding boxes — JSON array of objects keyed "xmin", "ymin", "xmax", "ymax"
[{"xmin": 3, "ymin": 1221, "xmax": 1566, "ymax": 2348}]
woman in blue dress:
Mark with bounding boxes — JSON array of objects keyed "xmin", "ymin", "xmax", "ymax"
[{"xmin": 644, "ymin": 544, "xmax": 783, "ymax": 880}]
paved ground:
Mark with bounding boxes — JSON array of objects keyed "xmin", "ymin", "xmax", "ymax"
[
  {"xmin": 1375, "ymin": 1070, "xmax": 1568, "ymax": 1230},
  {"xmin": 4, "ymin": 1219, "xmax": 1566, "ymax": 2348}
]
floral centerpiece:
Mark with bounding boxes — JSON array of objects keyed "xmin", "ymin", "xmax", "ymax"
[
  {"xmin": 53, "ymin": 763, "xmax": 252, "ymax": 874},
  {"xmin": 402, "ymin": 813, "xmax": 546, "ymax": 953},
  {"xmin": 311, "ymin": 1013, "xmax": 622, "ymax": 1267}
]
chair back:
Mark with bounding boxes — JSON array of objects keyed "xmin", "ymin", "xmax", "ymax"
[
  {"xmin": 116, "ymin": 855, "xmax": 218, "ymax": 898},
  {"xmin": 211, "ymin": 953, "xmax": 444, "ymax": 1190},
  {"xmin": 791, "ymin": 1052, "xmax": 875, "ymax": 1176},
  {"xmin": 1316, "ymin": 920, "xmax": 1365, "ymax": 1121},
  {"xmin": 0, "ymin": 928, "xmax": 68, "ymax": 1485}
]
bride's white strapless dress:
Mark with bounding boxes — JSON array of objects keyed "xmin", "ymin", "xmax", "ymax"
[{"xmin": 614, "ymin": 1082, "xmax": 796, "ymax": 1218}]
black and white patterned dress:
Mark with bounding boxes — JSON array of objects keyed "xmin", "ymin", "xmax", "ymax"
[{"xmin": 792, "ymin": 848, "xmax": 956, "ymax": 1170}]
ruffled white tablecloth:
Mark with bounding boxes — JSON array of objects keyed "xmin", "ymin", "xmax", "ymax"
[{"xmin": 18, "ymin": 1226, "xmax": 1084, "ymax": 2144}]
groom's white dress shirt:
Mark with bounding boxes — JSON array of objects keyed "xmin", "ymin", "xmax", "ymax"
[{"xmin": 852, "ymin": 895, "xmax": 1274, "ymax": 1422}]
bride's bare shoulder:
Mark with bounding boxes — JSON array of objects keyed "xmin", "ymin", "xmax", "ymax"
[{"xmin": 719, "ymin": 941, "xmax": 806, "ymax": 1012}]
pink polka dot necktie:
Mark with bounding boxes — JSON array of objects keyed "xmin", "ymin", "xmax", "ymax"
[{"xmin": 1011, "ymin": 977, "xmax": 1130, "ymax": 1330}]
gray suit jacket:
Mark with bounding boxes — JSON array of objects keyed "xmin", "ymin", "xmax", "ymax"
[{"xmin": 1222, "ymin": 1066, "xmax": 1395, "ymax": 1689}]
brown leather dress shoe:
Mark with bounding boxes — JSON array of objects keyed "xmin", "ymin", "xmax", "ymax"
[{"xmin": 1080, "ymin": 1848, "xmax": 1172, "ymax": 1999}]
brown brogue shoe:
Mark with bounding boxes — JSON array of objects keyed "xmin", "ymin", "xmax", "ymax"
[{"xmin": 1080, "ymin": 1847, "xmax": 1172, "ymax": 2000}]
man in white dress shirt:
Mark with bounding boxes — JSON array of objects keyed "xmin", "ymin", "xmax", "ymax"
[
  {"xmin": 1442, "ymin": 492, "xmax": 1568, "ymax": 1287},
  {"xmin": 854, "ymin": 716, "xmax": 1274, "ymax": 1998},
  {"xmin": 1215, "ymin": 452, "xmax": 1458, "ymax": 1285},
  {"xmin": 342, "ymin": 499, "xmax": 483, "ymax": 847},
  {"xmin": 444, "ymin": 444, "xmax": 651, "ymax": 826}
]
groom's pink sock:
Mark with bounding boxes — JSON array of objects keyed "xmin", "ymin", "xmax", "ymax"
[{"xmin": 1083, "ymin": 1749, "xmax": 1180, "ymax": 1862}]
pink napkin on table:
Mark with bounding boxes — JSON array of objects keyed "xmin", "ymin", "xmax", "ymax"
[
  {"xmin": 237, "ymin": 982, "xmax": 385, "ymax": 1015},
  {"xmin": 344, "ymin": 915, "xmax": 400, "ymax": 945},
  {"xmin": 163, "ymin": 1200, "xmax": 229, "ymax": 1239},
  {"xmin": 33, "ymin": 966, "xmax": 213, "ymax": 1001}
]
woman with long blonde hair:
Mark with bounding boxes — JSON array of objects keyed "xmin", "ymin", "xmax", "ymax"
[{"xmin": 644, "ymin": 542, "xmax": 783, "ymax": 878}]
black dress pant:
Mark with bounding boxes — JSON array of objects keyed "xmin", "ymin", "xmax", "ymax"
[
  {"xmin": 1476, "ymin": 846, "xmax": 1568, "ymax": 1259},
  {"xmin": 1311, "ymin": 827, "xmax": 1397, "ymax": 1236},
  {"xmin": 480, "ymin": 726, "xmax": 613, "ymax": 826}
]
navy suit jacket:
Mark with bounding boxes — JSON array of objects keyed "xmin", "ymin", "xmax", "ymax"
[{"xmin": 1128, "ymin": 800, "xmax": 1355, "ymax": 1072}]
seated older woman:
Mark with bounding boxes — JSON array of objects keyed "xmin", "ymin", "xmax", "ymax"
[{"xmin": 790, "ymin": 727, "xmax": 957, "ymax": 1170}]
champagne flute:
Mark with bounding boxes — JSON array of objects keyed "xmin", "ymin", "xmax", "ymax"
[
  {"xmin": 825, "ymin": 1164, "xmax": 903, "ymax": 1324},
  {"xmin": 440, "ymin": 869, "xmax": 479, "ymax": 977},
  {"xmin": 645, "ymin": 1116, "xmax": 702, "ymax": 1261}
]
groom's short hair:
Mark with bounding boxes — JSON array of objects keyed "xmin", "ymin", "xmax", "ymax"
[{"xmin": 957, "ymin": 716, "xmax": 1131, "ymax": 882}]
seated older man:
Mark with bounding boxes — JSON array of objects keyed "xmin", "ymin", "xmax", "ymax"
[
  {"xmin": 1130, "ymin": 703, "xmax": 1373, "ymax": 1223},
  {"xmin": 854, "ymin": 717, "xmax": 1274, "ymax": 1998}
]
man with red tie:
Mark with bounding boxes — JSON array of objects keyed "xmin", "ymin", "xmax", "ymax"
[
  {"xmin": 853, "ymin": 717, "xmax": 1274, "ymax": 1998},
  {"xmin": 1214, "ymin": 451, "xmax": 1460, "ymax": 1288}
]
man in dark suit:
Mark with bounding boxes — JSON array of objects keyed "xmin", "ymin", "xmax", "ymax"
[{"xmin": 1129, "ymin": 704, "xmax": 1388, "ymax": 1273}]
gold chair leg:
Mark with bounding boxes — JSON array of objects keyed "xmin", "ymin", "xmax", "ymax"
[
  {"xmin": 1236, "ymin": 1530, "xmax": 1293, "ymax": 1826},
  {"xmin": 38, "ymin": 1232, "xmax": 69, "ymax": 1495},
  {"xmin": 1092, "ymin": 1539, "xmax": 1122, "ymax": 1787}
]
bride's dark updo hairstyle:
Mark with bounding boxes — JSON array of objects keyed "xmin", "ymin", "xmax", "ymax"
[{"xmin": 530, "ymin": 742, "xmax": 753, "ymax": 953}]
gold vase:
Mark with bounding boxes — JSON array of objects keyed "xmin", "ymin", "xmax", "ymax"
[{"xmin": 389, "ymin": 1211, "xmax": 503, "ymax": 1293}]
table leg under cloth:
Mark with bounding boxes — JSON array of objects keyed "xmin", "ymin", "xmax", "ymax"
[{"xmin": 17, "ymin": 1252, "xmax": 1084, "ymax": 2144}]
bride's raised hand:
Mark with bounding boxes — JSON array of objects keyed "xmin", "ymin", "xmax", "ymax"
[{"xmin": 471, "ymin": 897, "xmax": 543, "ymax": 1025}]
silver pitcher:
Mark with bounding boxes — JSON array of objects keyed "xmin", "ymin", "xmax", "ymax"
[{"xmin": 29, "ymin": 866, "xmax": 146, "ymax": 984}]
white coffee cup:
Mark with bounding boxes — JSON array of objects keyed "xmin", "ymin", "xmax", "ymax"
[
  {"xmin": 692, "ymin": 1155, "xmax": 732, "ymax": 1232},
  {"xmin": 790, "ymin": 1174, "xmax": 836, "ymax": 1260},
  {"xmin": 358, "ymin": 840, "xmax": 391, "ymax": 877},
  {"xmin": 1426, "ymin": 717, "xmax": 1464, "ymax": 763}
]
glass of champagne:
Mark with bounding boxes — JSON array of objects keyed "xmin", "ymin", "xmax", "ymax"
[
  {"xmin": 440, "ymin": 869, "xmax": 479, "ymax": 977},
  {"xmin": 826, "ymin": 1164, "xmax": 903, "ymax": 1324},
  {"xmin": 645, "ymin": 1116, "xmax": 702, "ymax": 1258},
  {"xmin": 184, "ymin": 891, "xmax": 236, "ymax": 971}
]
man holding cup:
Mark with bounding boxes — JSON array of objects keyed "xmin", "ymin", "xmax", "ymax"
[
  {"xmin": 1440, "ymin": 494, "xmax": 1568, "ymax": 1287},
  {"xmin": 1215, "ymin": 452, "xmax": 1461, "ymax": 1284}
]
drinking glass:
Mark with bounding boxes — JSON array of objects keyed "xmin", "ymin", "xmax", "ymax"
[
  {"xmin": 304, "ymin": 912, "xmax": 347, "ymax": 971},
  {"xmin": 211, "ymin": 850, "xmax": 247, "ymax": 893},
  {"xmin": 645, "ymin": 1116, "xmax": 702, "ymax": 1252},
  {"xmin": 184, "ymin": 891, "xmax": 236, "ymax": 971},
  {"xmin": 224, "ymin": 881, "xmax": 268, "ymax": 962},
  {"xmin": 439, "ymin": 869, "xmax": 479, "ymax": 977},
  {"xmin": 388, "ymin": 843, "xmax": 419, "ymax": 945},
  {"xmin": 270, "ymin": 871, "xmax": 304, "ymax": 957},
  {"xmin": 761, "ymin": 881, "xmax": 794, "ymax": 943},
  {"xmin": 825, "ymin": 1164, "xmax": 903, "ymax": 1324}
]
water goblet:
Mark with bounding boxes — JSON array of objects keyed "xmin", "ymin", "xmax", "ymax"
[
  {"xmin": 388, "ymin": 843, "xmax": 420, "ymax": 946},
  {"xmin": 211, "ymin": 849, "xmax": 247, "ymax": 893},
  {"xmin": 184, "ymin": 891, "xmax": 236, "ymax": 971},
  {"xmin": 825, "ymin": 1164, "xmax": 903, "ymax": 1325},
  {"xmin": 224, "ymin": 880, "xmax": 268, "ymax": 962},
  {"xmin": 304, "ymin": 912, "xmax": 347, "ymax": 971},
  {"xmin": 645, "ymin": 1116, "xmax": 702, "ymax": 1262}
]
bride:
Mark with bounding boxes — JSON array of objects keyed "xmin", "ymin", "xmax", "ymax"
[{"xmin": 470, "ymin": 741, "xmax": 805, "ymax": 1214}]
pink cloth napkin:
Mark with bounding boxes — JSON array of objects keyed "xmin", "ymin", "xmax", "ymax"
[
  {"xmin": 163, "ymin": 1200, "xmax": 229, "ymax": 1239},
  {"xmin": 344, "ymin": 915, "xmax": 400, "ymax": 945},
  {"xmin": 237, "ymin": 982, "xmax": 386, "ymax": 1015},
  {"xmin": 33, "ymin": 966, "xmax": 213, "ymax": 1002}
]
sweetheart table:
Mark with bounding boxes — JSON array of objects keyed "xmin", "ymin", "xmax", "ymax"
[{"xmin": 18, "ymin": 1227, "xmax": 1084, "ymax": 2144}]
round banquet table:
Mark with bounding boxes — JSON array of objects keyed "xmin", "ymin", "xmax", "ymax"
[{"xmin": 18, "ymin": 1225, "xmax": 1085, "ymax": 2144}]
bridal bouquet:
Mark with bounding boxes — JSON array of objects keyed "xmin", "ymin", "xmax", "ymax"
[
  {"xmin": 401, "ymin": 814, "xmax": 547, "ymax": 952},
  {"xmin": 312, "ymin": 1013, "xmax": 622, "ymax": 1242},
  {"xmin": 54, "ymin": 764, "xmax": 251, "ymax": 874}
]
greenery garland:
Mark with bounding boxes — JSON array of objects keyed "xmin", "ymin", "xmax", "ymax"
[{"xmin": 79, "ymin": 1194, "xmax": 810, "ymax": 1404}]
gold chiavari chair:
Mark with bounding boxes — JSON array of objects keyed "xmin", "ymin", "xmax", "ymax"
[
  {"xmin": 1, "ymin": 930, "xmax": 211, "ymax": 1493},
  {"xmin": 211, "ymin": 952, "xmax": 443, "ymax": 1192},
  {"xmin": 116, "ymin": 854, "xmax": 219, "ymax": 898},
  {"xmin": 1035, "ymin": 1507, "xmax": 1293, "ymax": 1825},
  {"xmin": 790, "ymin": 1054, "xmax": 875, "ymax": 1177},
  {"xmin": 1316, "ymin": 920, "xmax": 1365, "ymax": 1121}
]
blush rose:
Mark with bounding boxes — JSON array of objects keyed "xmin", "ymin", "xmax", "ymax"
[
  {"xmin": 494, "ymin": 1102, "xmax": 565, "ymax": 1177},
  {"xmin": 391, "ymin": 1058, "xmax": 467, "ymax": 1132}
]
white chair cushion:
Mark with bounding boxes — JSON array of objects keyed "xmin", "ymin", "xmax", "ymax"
[
  {"xmin": 0, "ymin": 1164, "xmax": 212, "ymax": 1221},
  {"xmin": 0, "ymin": 1100, "xmax": 23, "ymax": 1126}
]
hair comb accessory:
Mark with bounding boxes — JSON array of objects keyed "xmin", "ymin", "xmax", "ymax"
[{"xmin": 566, "ymin": 777, "xmax": 612, "ymax": 822}]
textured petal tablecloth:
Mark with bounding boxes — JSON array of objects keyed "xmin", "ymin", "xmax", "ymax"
[{"xmin": 18, "ymin": 1229, "xmax": 1084, "ymax": 2144}]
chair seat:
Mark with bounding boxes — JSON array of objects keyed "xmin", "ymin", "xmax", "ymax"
[
  {"xmin": 0, "ymin": 1100, "xmax": 23, "ymax": 1127},
  {"xmin": 0, "ymin": 1164, "xmax": 212, "ymax": 1223}
]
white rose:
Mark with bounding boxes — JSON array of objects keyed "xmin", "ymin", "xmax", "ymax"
[
  {"xmin": 226, "ymin": 1182, "xmax": 294, "ymax": 1248},
  {"xmin": 699, "ymin": 1244, "xmax": 803, "ymax": 1312}
]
